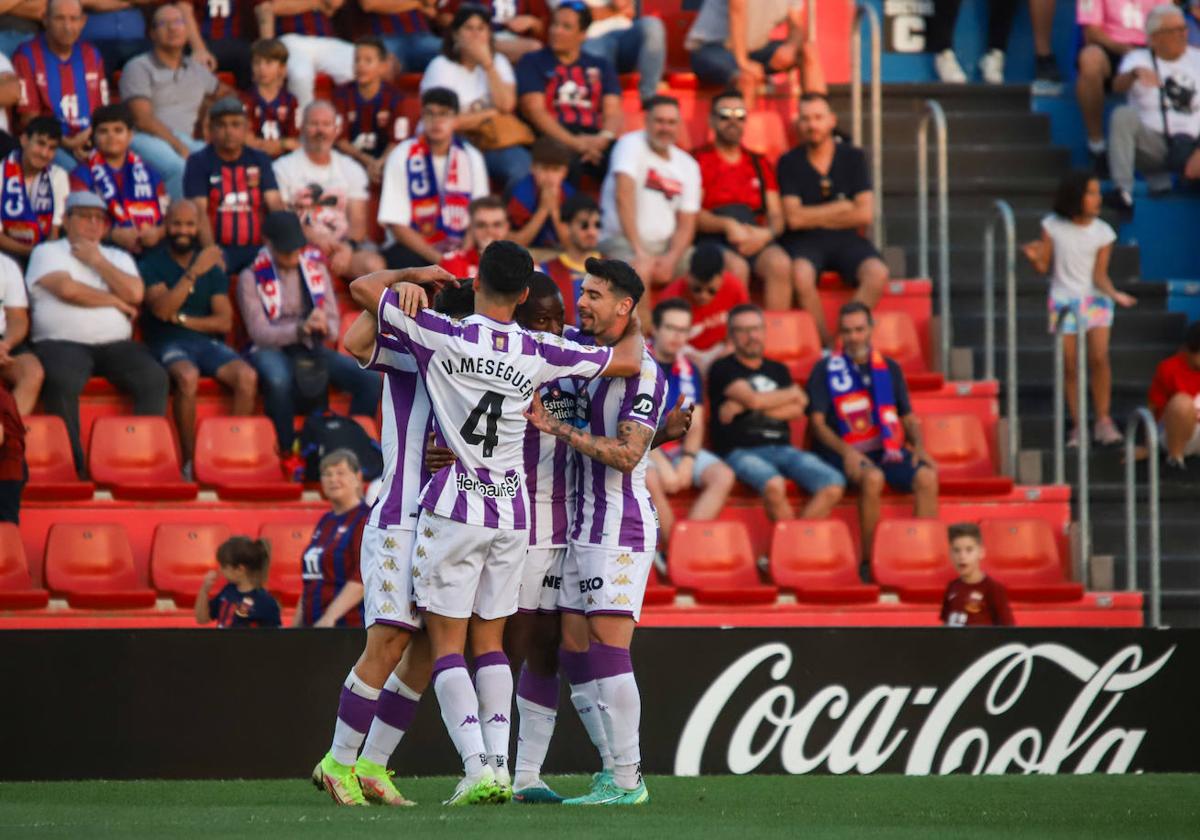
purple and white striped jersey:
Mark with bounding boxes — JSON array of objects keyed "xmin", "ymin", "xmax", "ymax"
[
  {"xmin": 378, "ymin": 290, "xmax": 613, "ymax": 530},
  {"xmin": 523, "ymin": 376, "xmax": 580, "ymax": 548},
  {"xmin": 364, "ymin": 332, "xmax": 434, "ymax": 531},
  {"xmin": 568, "ymin": 329, "xmax": 668, "ymax": 552}
]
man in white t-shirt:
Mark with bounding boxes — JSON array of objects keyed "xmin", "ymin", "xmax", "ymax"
[
  {"xmin": 1107, "ymin": 5, "xmax": 1200, "ymax": 212},
  {"xmin": 273, "ymin": 100, "xmax": 385, "ymax": 280},
  {"xmin": 599, "ymin": 95, "xmax": 701, "ymax": 326},
  {"xmin": 0, "ymin": 251, "xmax": 42, "ymax": 416},
  {"xmin": 377, "ymin": 87, "xmax": 490, "ymax": 270},
  {"xmin": 26, "ymin": 191, "xmax": 169, "ymax": 474}
]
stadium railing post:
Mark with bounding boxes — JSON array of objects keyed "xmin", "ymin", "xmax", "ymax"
[
  {"xmin": 850, "ymin": 1, "xmax": 883, "ymax": 249},
  {"xmin": 916, "ymin": 99, "xmax": 949, "ymax": 371},
  {"xmin": 1124, "ymin": 407, "xmax": 1162, "ymax": 627},
  {"xmin": 982, "ymin": 198, "xmax": 1019, "ymax": 477},
  {"xmin": 1053, "ymin": 302, "xmax": 1091, "ymax": 585}
]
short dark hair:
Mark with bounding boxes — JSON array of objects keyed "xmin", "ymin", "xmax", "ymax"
[
  {"xmin": 652, "ymin": 297, "xmax": 692, "ymax": 328},
  {"xmin": 838, "ymin": 300, "xmax": 874, "ymax": 326},
  {"xmin": 710, "ymin": 88, "xmax": 743, "ymax": 114},
  {"xmin": 1184, "ymin": 320, "xmax": 1200, "ymax": 353},
  {"xmin": 90, "ymin": 103, "xmax": 133, "ymax": 130},
  {"xmin": 531, "ymin": 135, "xmax": 573, "ymax": 168},
  {"xmin": 554, "ymin": 0, "xmax": 593, "ymax": 33},
  {"xmin": 562, "ymin": 193, "xmax": 599, "ymax": 224},
  {"xmin": 468, "ymin": 195, "xmax": 506, "ymax": 217},
  {"xmin": 444, "ymin": 3, "xmax": 495, "ymax": 60},
  {"xmin": 251, "ymin": 37, "xmax": 289, "ymax": 63},
  {"xmin": 354, "ymin": 35, "xmax": 387, "ymax": 60},
  {"xmin": 421, "ymin": 86, "xmax": 460, "ymax": 114},
  {"xmin": 216, "ymin": 536, "xmax": 270, "ymax": 573},
  {"xmin": 799, "ymin": 92, "xmax": 832, "ymax": 109},
  {"xmin": 948, "ymin": 522, "xmax": 982, "ymax": 545},
  {"xmin": 689, "ymin": 242, "xmax": 724, "ymax": 283},
  {"xmin": 1052, "ymin": 170, "xmax": 1096, "ymax": 220},
  {"xmin": 515, "ymin": 271, "xmax": 563, "ymax": 325},
  {"xmin": 22, "ymin": 116, "xmax": 62, "ymax": 141},
  {"xmin": 644, "ymin": 94, "xmax": 680, "ymax": 113},
  {"xmin": 728, "ymin": 303, "xmax": 763, "ymax": 324},
  {"xmin": 433, "ymin": 277, "xmax": 476, "ymax": 318},
  {"xmin": 478, "ymin": 240, "xmax": 533, "ymax": 299},
  {"xmin": 585, "ymin": 257, "xmax": 644, "ymax": 305}
]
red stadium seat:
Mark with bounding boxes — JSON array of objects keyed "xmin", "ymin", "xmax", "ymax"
[
  {"xmin": 872, "ymin": 312, "xmax": 927, "ymax": 372},
  {"xmin": 743, "ymin": 110, "xmax": 789, "ymax": 159},
  {"xmin": 768, "ymin": 520, "xmax": 879, "ymax": 603},
  {"xmin": 921, "ymin": 414, "xmax": 995, "ymax": 479},
  {"xmin": 0, "ymin": 524, "xmax": 49, "ymax": 609},
  {"xmin": 44, "ymin": 523, "xmax": 157, "ymax": 609},
  {"xmin": 194, "ymin": 417, "xmax": 302, "ymax": 501},
  {"xmin": 978, "ymin": 518, "xmax": 1085, "ymax": 602},
  {"xmin": 150, "ymin": 523, "xmax": 232, "ymax": 608},
  {"xmin": 258, "ymin": 522, "xmax": 311, "ymax": 606},
  {"xmin": 23, "ymin": 415, "xmax": 94, "ymax": 501},
  {"xmin": 667, "ymin": 521, "xmax": 777, "ymax": 604},
  {"xmin": 88, "ymin": 417, "xmax": 198, "ymax": 501},
  {"xmin": 870, "ymin": 519, "xmax": 955, "ymax": 602},
  {"xmin": 763, "ymin": 310, "xmax": 822, "ymax": 362}
]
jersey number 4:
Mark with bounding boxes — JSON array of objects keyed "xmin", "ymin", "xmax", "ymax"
[{"xmin": 460, "ymin": 390, "xmax": 503, "ymax": 457}]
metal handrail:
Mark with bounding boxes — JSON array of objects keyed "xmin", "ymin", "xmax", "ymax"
[
  {"xmin": 850, "ymin": 1, "xmax": 883, "ymax": 248},
  {"xmin": 1052, "ymin": 302, "xmax": 1091, "ymax": 583},
  {"xmin": 982, "ymin": 199, "xmax": 1018, "ymax": 476},
  {"xmin": 1124, "ymin": 408, "xmax": 1162, "ymax": 627},
  {"xmin": 916, "ymin": 100, "xmax": 950, "ymax": 371}
]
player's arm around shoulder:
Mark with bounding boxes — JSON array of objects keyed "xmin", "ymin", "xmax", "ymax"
[
  {"xmin": 348, "ymin": 266, "xmax": 456, "ymax": 319},
  {"xmin": 526, "ymin": 395, "xmax": 654, "ymax": 474}
]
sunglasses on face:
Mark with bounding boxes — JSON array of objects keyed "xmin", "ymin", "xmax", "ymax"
[{"xmin": 715, "ymin": 107, "xmax": 747, "ymax": 122}]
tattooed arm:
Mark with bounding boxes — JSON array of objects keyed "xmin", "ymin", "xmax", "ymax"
[{"xmin": 525, "ymin": 393, "xmax": 655, "ymax": 475}]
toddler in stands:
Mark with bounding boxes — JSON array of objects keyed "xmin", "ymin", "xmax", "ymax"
[
  {"xmin": 1022, "ymin": 171, "xmax": 1136, "ymax": 447},
  {"xmin": 940, "ymin": 522, "xmax": 1014, "ymax": 627},
  {"xmin": 195, "ymin": 536, "xmax": 282, "ymax": 629}
]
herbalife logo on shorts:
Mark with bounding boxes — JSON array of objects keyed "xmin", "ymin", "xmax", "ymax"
[{"xmin": 456, "ymin": 471, "xmax": 522, "ymax": 498}]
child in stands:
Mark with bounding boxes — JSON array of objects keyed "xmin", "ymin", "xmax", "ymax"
[
  {"xmin": 195, "ymin": 536, "xmax": 282, "ymax": 629},
  {"xmin": 333, "ymin": 37, "xmax": 408, "ymax": 185},
  {"xmin": 940, "ymin": 522, "xmax": 1014, "ymax": 627},
  {"xmin": 1022, "ymin": 171, "xmax": 1136, "ymax": 448},
  {"xmin": 241, "ymin": 39, "xmax": 302, "ymax": 160}
]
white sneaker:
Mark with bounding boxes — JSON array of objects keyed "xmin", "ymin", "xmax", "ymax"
[
  {"xmin": 934, "ymin": 49, "xmax": 967, "ymax": 83},
  {"xmin": 979, "ymin": 49, "xmax": 1005, "ymax": 84}
]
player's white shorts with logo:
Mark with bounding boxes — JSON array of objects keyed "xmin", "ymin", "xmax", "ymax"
[
  {"xmin": 518, "ymin": 546, "xmax": 566, "ymax": 613},
  {"xmin": 412, "ymin": 510, "xmax": 530, "ymax": 620},
  {"xmin": 361, "ymin": 523, "xmax": 422, "ymax": 631},
  {"xmin": 558, "ymin": 541, "xmax": 654, "ymax": 622}
]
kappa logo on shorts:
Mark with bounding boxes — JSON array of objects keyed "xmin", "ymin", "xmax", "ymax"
[
  {"xmin": 416, "ymin": 545, "xmax": 427, "ymax": 558},
  {"xmin": 381, "ymin": 581, "xmax": 394, "ymax": 593},
  {"xmin": 612, "ymin": 594, "xmax": 631, "ymax": 606},
  {"xmin": 382, "ymin": 558, "xmax": 398, "ymax": 571},
  {"xmin": 612, "ymin": 573, "xmax": 632, "ymax": 587},
  {"xmin": 383, "ymin": 537, "xmax": 398, "ymax": 550},
  {"xmin": 616, "ymin": 554, "xmax": 633, "ymax": 566},
  {"xmin": 422, "ymin": 527, "xmax": 435, "ymax": 538},
  {"xmin": 412, "ymin": 567, "xmax": 421, "ymax": 578},
  {"xmin": 586, "ymin": 596, "xmax": 596, "ymax": 606},
  {"xmin": 380, "ymin": 602, "xmax": 395, "ymax": 614}
]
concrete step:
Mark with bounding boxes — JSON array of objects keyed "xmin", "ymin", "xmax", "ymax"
[
  {"xmin": 833, "ymin": 111, "xmax": 1052, "ymax": 145},
  {"xmin": 893, "ymin": 244, "xmax": 1142, "ymax": 288},
  {"xmin": 879, "ymin": 145, "xmax": 1071, "ymax": 184},
  {"xmin": 953, "ymin": 309, "xmax": 1186, "ymax": 343}
]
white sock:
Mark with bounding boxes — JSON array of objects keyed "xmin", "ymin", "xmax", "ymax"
[
  {"xmin": 473, "ymin": 651, "xmax": 513, "ymax": 773},
  {"xmin": 1088, "ymin": 138, "xmax": 1107, "ymax": 154},
  {"xmin": 330, "ymin": 670, "xmax": 381, "ymax": 766},
  {"xmin": 432, "ymin": 654, "xmax": 488, "ymax": 779},
  {"xmin": 560, "ymin": 648, "xmax": 614, "ymax": 770},
  {"xmin": 514, "ymin": 665, "xmax": 559, "ymax": 789},
  {"xmin": 591, "ymin": 643, "xmax": 642, "ymax": 790},
  {"xmin": 359, "ymin": 673, "xmax": 421, "ymax": 767}
]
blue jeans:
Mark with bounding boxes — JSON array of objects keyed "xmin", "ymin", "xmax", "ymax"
[
  {"xmin": 724, "ymin": 444, "xmax": 845, "ymax": 495},
  {"xmin": 152, "ymin": 334, "xmax": 241, "ymax": 376},
  {"xmin": 130, "ymin": 131, "xmax": 206, "ymax": 199},
  {"xmin": 0, "ymin": 30, "xmax": 33, "ymax": 57},
  {"xmin": 483, "ymin": 144, "xmax": 532, "ymax": 190},
  {"xmin": 583, "ymin": 18, "xmax": 666, "ymax": 103},
  {"xmin": 689, "ymin": 40, "xmax": 783, "ymax": 88},
  {"xmin": 248, "ymin": 345, "xmax": 383, "ymax": 449},
  {"xmin": 383, "ymin": 33, "xmax": 443, "ymax": 73}
]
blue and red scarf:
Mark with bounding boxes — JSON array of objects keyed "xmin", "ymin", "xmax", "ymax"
[
  {"xmin": 0, "ymin": 150, "xmax": 54, "ymax": 245},
  {"xmin": 78, "ymin": 149, "xmax": 161, "ymax": 229},
  {"xmin": 251, "ymin": 245, "xmax": 330, "ymax": 322},
  {"xmin": 825, "ymin": 349, "xmax": 904, "ymax": 460},
  {"xmin": 406, "ymin": 135, "xmax": 473, "ymax": 247}
]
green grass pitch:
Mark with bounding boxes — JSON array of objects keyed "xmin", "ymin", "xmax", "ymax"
[{"xmin": 2, "ymin": 775, "xmax": 1198, "ymax": 839}]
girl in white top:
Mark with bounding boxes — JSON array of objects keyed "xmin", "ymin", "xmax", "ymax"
[{"xmin": 1023, "ymin": 171, "xmax": 1137, "ymax": 446}]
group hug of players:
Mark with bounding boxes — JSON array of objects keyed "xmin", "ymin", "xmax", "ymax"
[{"xmin": 311, "ymin": 240, "xmax": 685, "ymax": 806}]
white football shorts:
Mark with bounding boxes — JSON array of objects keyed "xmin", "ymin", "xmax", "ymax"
[
  {"xmin": 411, "ymin": 510, "xmax": 530, "ymax": 620},
  {"xmin": 518, "ymin": 546, "xmax": 566, "ymax": 613},
  {"xmin": 558, "ymin": 541, "xmax": 654, "ymax": 622},
  {"xmin": 361, "ymin": 523, "xmax": 422, "ymax": 631}
]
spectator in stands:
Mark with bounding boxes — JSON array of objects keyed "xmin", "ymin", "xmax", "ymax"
[
  {"xmin": 0, "ymin": 1, "xmax": 42, "ymax": 59},
  {"xmin": 686, "ymin": 0, "xmax": 825, "ymax": 103},
  {"xmin": 439, "ymin": 0, "xmax": 547, "ymax": 64},
  {"xmin": 657, "ymin": 242, "xmax": 747, "ymax": 371},
  {"xmin": 539, "ymin": 191, "xmax": 599, "ymax": 325},
  {"xmin": 140, "ymin": 200, "xmax": 258, "ymax": 478},
  {"xmin": 196, "ymin": 535, "xmax": 282, "ymax": 628},
  {"xmin": 237, "ymin": 210, "xmax": 380, "ymax": 453},
  {"xmin": 264, "ymin": 0, "xmax": 354, "ymax": 110},
  {"xmin": 294, "ymin": 448, "xmax": 369, "ymax": 628},
  {"xmin": 1149, "ymin": 320, "xmax": 1200, "ymax": 471},
  {"xmin": 546, "ymin": 0, "xmax": 666, "ymax": 105},
  {"xmin": 241, "ymin": 38, "xmax": 301, "ymax": 161},
  {"xmin": 0, "ymin": 251, "xmax": 41, "ymax": 416},
  {"xmin": 68, "ymin": 103, "xmax": 166, "ymax": 257},
  {"xmin": 26, "ymin": 191, "xmax": 169, "ymax": 475},
  {"xmin": 516, "ymin": 1, "xmax": 622, "ymax": 186},
  {"xmin": 423, "ymin": 4, "xmax": 530, "ymax": 188},
  {"xmin": 926, "ymin": 0, "xmax": 1017, "ymax": 84},
  {"xmin": 807, "ymin": 302, "xmax": 937, "ymax": 567},
  {"xmin": 694, "ymin": 89, "xmax": 790, "ymax": 310},
  {"xmin": 0, "ymin": 37, "xmax": 19, "ymax": 155},
  {"xmin": 1023, "ymin": 171, "xmax": 1135, "ymax": 446},
  {"xmin": 440, "ymin": 195, "xmax": 510, "ymax": 278},
  {"xmin": 708, "ymin": 303, "xmax": 844, "ymax": 522},
  {"xmin": 273, "ymin": 100, "xmax": 385, "ymax": 281},
  {"xmin": 0, "ymin": 380, "xmax": 24, "ymax": 523},
  {"xmin": 645, "ymin": 297, "xmax": 736, "ymax": 550},
  {"xmin": 332, "ymin": 36, "xmax": 406, "ymax": 184},
  {"xmin": 0, "ymin": 117, "xmax": 68, "ymax": 261},
  {"xmin": 184, "ymin": 96, "xmax": 284, "ymax": 274},
  {"xmin": 121, "ymin": 4, "xmax": 228, "ymax": 200},
  {"xmin": 507, "ymin": 135, "xmax": 573, "ymax": 250},
  {"xmin": 359, "ymin": 0, "xmax": 441, "ymax": 73},
  {"xmin": 1076, "ymin": 0, "xmax": 1161, "ymax": 173},
  {"xmin": 377, "ymin": 87, "xmax": 489, "ymax": 269},
  {"xmin": 13, "ymin": 0, "xmax": 107, "ymax": 171},
  {"xmin": 600, "ymin": 95, "xmax": 700, "ymax": 327},
  {"xmin": 941, "ymin": 522, "xmax": 1015, "ymax": 626},
  {"xmin": 778, "ymin": 94, "xmax": 887, "ymax": 348},
  {"xmin": 1104, "ymin": 6, "xmax": 1200, "ymax": 215},
  {"xmin": 178, "ymin": 0, "xmax": 262, "ymax": 89},
  {"xmin": 80, "ymin": 0, "xmax": 152, "ymax": 72}
]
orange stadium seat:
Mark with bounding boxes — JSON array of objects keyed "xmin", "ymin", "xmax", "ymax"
[
  {"xmin": 0, "ymin": 524, "xmax": 49, "ymax": 609},
  {"xmin": 743, "ymin": 109, "xmax": 789, "ymax": 159},
  {"xmin": 44, "ymin": 523, "xmax": 157, "ymax": 609},
  {"xmin": 763, "ymin": 310, "xmax": 822, "ymax": 362},
  {"xmin": 768, "ymin": 520, "xmax": 879, "ymax": 604},
  {"xmin": 258, "ymin": 522, "xmax": 310, "ymax": 607},
  {"xmin": 870, "ymin": 518, "xmax": 955, "ymax": 602},
  {"xmin": 979, "ymin": 518, "xmax": 1085, "ymax": 602},
  {"xmin": 668, "ymin": 521, "xmax": 777, "ymax": 605},
  {"xmin": 872, "ymin": 311, "xmax": 926, "ymax": 372},
  {"xmin": 88, "ymin": 417, "xmax": 198, "ymax": 501},
  {"xmin": 193, "ymin": 417, "xmax": 302, "ymax": 501},
  {"xmin": 920, "ymin": 414, "xmax": 995, "ymax": 479},
  {"xmin": 23, "ymin": 415, "xmax": 94, "ymax": 501},
  {"xmin": 150, "ymin": 523, "xmax": 231, "ymax": 608}
]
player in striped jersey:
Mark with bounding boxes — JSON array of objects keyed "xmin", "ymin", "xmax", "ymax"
[{"xmin": 348, "ymin": 242, "xmax": 644, "ymax": 805}]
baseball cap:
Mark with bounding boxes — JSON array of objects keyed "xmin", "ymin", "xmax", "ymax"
[
  {"xmin": 208, "ymin": 96, "xmax": 246, "ymax": 119},
  {"xmin": 65, "ymin": 191, "xmax": 109, "ymax": 215},
  {"xmin": 263, "ymin": 211, "xmax": 307, "ymax": 253}
]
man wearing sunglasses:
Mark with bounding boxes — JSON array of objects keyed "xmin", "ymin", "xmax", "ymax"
[{"xmin": 657, "ymin": 241, "xmax": 748, "ymax": 372}]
